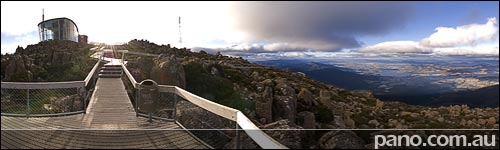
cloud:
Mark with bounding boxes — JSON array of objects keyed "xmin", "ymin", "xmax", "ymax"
[
  {"xmin": 358, "ymin": 41, "xmax": 432, "ymax": 54},
  {"xmin": 192, "ymin": 42, "xmax": 313, "ymax": 55},
  {"xmin": 420, "ymin": 17, "xmax": 498, "ymax": 48},
  {"xmin": 433, "ymin": 46, "xmax": 499, "ymax": 55},
  {"xmin": 1, "ymin": 31, "xmax": 39, "ymax": 54},
  {"xmin": 359, "ymin": 18, "xmax": 499, "ymax": 56},
  {"xmin": 230, "ymin": 1, "xmax": 414, "ymax": 51}
]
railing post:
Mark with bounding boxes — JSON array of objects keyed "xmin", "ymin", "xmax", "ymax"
[
  {"xmin": 135, "ymin": 87, "xmax": 139, "ymax": 117},
  {"xmin": 80, "ymin": 87, "xmax": 87, "ymax": 112},
  {"xmin": 121, "ymin": 51, "xmax": 125, "ymax": 64},
  {"xmin": 236, "ymin": 124, "xmax": 241, "ymax": 149},
  {"xmin": 26, "ymin": 89, "xmax": 30, "ymax": 118},
  {"xmin": 173, "ymin": 93, "xmax": 177, "ymax": 121}
]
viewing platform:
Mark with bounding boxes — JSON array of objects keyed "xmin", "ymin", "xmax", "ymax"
[{"xmin": 1, "ymin": 48, "xmax": 286, "ymax": 149}]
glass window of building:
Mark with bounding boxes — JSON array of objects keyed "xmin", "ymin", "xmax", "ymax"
[{"xmin": 38, "ymin": 17, "xmax": 79, "ymax": 42}]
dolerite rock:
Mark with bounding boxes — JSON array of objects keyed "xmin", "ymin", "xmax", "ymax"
[
  {"xmin": 51, "ymin": 51, "xmax": 63, "ymax": 64},
  {"xmin": 256, "ymin": 86, "xmax": 273, "ymax": 124},
  {"xmin": 61, "ymin": 52, "xmax": 72, "ymax": 64},
  {"xmin": 4, "ymin": 55, "xmax": 33, "ymax": 81},
  {"xmin": 132, "ymin": 56, "xmax": 154, "ymax": 81},
  {"xmin": 319, "ymin": 130, "xmax": 366, "ymax": 149},
  {"xmin": 150, "ymin": 55, "xmax": 186, "ymax": 88},
  {"xmin": 297, "ymin": 111, "xmax": 315, "ymax": 129},
  {"xmin": 297, "ymin": 88, "xmax": 313, "ymax": 111},
  {"xmin": 319, "ymin": 90, "xmax": 334, "ymax": 108},
  {"xmin": 49, "ymin": 95, "xmax": 82, "ymax": 113},
  {"xmin": 210, "ymin": 65, "xmax": 222, "ymax": 77},
  {"xmin": 273, "ymin": 78, "xmax": 297, "ymax": 122},
  {"xmin": 256, "ymin": 79, "xmax": 274, "ymax": 92},
  {"xmin": 261, "ymin": 119, "xmax": 305, "ymax": 149},
  {"xmin": 297, "ymin": 111, "xmax": 316, "ymax": 147}
]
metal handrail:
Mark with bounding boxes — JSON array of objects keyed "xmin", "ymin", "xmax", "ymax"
[
  {"xmin": 1, "ymin": 81, "xmax": 84, "ymax": 89},
  {"xmin": 122, "ymin": 63, "xmax": 137, "ymax": 88},
  {"xmin": 84, "ymin": 59, "xmax": 101, "ymax": 86}
]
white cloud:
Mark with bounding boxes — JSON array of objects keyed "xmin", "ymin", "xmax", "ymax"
[
  {"xmin": 433, "ymin": 46, "xmax": 499, "ymax": 55},
  {"xmin": 359, "ymin": 18, "xmax": 499, "ymax": 56},
  {"xmin": 263, "ymin": 43, "xmax": 309, "ymax": 51},
  {"xmin": 420, "ymin": 17, "xmax": 498, "ymax": 47},
  {"xmin": 1, "ymin": 32, "xmax": 39, "ymax": 54},
  {"xmin": 358, "ymin": 41, "xmax": 432, "ymax": 54}
]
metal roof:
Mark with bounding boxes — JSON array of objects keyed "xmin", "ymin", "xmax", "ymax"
[{"xmin": 37, "ymin": 17, "xmax": 79, "ymax": 33}]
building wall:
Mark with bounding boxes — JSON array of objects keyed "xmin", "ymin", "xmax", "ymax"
[{"xmin": 78, "ymin": 35, "xmax": 88, "ymax": 44}]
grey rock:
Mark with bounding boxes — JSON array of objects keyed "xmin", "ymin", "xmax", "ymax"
[{"xmin": 319, "ymin": 130, "xmax": 366, "ymax": 149}]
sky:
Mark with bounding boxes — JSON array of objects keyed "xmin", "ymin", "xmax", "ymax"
[{"xmin": 1, "ymin": 1, "xmax": 499, "ymax": 57}]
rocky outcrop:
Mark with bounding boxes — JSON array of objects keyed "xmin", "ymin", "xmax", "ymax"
[
  {"xmin": 49, "ymin": 95, "xmax": 82, "ymax": 113},
  {"xmin": 150, "ymin": 55, "xmax": 186, "ymax": 88},
  {"xmin": 319, "ymin": 90, "xmax": 334, "ymax": 108},
  {"xmin": 273, "ymin": 78, "xmax": 297, "ymax": 122},
  {"xmin": 297, "ymin": 88, "xmax": 313, "ymax": 111},
  {"xmin": 261, "ymin": 120, "xmax": 305, "ymax": 149},
  {"xmin": 297, "ymin": 111, "xmax": 315, "ymax": 129},
  {"xmin": 319, "ymin": 130, "xmax": 366, "ymax": 149},
  {"xmin": 343, "ymin": 112, "xmax": 356, "ymax": 128},
  {"xmin": 2, "ymin": 40, "xmax": 95, "ymax": 82},
  {"xmin": 4, "ymin": 55, "xmax": 33, "ymax": 81},
  {"xmin": 130, "ymin": 57, "xmax": 153, "ymax": 82},
  {"xmin": 256, "ymin": 86, "xmax": 273, "ymax": 124}
]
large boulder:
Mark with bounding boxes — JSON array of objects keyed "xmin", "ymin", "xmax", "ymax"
[
  {"xmin": 256, "ymin": 86, "xmax": 273, "ymax": 124},
  {"xmin": 4, "ymin": 55, "xmax": 33, "ymax": 81},
  {"xmin": 319, "ymin": 90, "xmax": 334, "ymax": 108},
  {"xmin": 273, "ymin": 95, "xmax": 297, "ymax": 122},
  {"xmin": 130, "ymin": 56, "xmax": 154, "ymax": 82},
  {"xmin": 150, "ymin": 55, "xmax": 186, "ymax": 88},
  {"xmin": 319, "ymin": 130, "xmax": 366, "ymax": 149},
  {"xmin": 297, "ymin": 88, "xmax": 313, "ymax": 111},
  {"xmin": 61, "ymin": 52, "xmax": 72, "ymax": 64},
  {"xmin": 297, "ymin": 111, "xmax": 315, "ymax": 129},
  {"xmin": 261, "ymin": 120, "xmax": 305, "ymax": 149},
  {"xmin": 49, "ymin": 95, "xmax": 82, "ymax": 113},
  {"xmin": 273, "ymin": 78, "xmax": 297, "ymax": 122}
]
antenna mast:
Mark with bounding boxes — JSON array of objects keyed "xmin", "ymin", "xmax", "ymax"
[
  {"xmin": 41, "ymin": 8, "xmax": 45, "ymax": 41},
  {"xmin": 178, "ymin": 16, "xmax": 182, "ymax": 48}
]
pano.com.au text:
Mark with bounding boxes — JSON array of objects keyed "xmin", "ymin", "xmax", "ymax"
[{"xmin": 374, "ymin": 134, "xmax": 496, "ymax": 149}]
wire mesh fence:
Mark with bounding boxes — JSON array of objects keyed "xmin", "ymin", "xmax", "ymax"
[
  {"xmin": 121, "ymin": 53, "xmax": 281, "ymax": 149},
  {"xmin": 1, "ymin": 61, "xmax": 101, "ymax": 117},
  {"xmin": 175, "ymin": 95, "xmax": 238, "ymax": 149},
  {"xmin": 1, "ymin": 88, "xmax": 28, "ymax": 114},
  {"xmin": 1, "ymin": 87, "xmax": 84, "ymax": 116}
]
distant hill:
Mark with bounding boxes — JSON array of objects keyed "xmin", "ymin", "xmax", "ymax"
[
  {"xmin": 257, "ymin": 59, "xmax": 499, "ymax": 108},
  {"xmin": 429, "ymin": 85, "xmax": 499, "ymax": 107},
  {"xmin": 256, "ymin": 60, "xmax": 379, "ymax": 90}
]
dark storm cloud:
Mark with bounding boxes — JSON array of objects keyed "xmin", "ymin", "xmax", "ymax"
[{"xmin": 230, "ymin": 1, "xmax": 414, "ymax": 51}]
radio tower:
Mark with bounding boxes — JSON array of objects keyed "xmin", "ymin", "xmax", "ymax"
[
  {"xmin": 40, "ymin": 8, "xmax": 45, "ymax": 41},
  {"xmin": 178, "ymin": 16, "xmax": 182, "ymax": 48}
]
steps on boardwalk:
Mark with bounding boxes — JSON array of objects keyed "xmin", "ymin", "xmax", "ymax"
[{"xmin": 99, "ymin": 65, "xmax": 122, "ymax": 78}]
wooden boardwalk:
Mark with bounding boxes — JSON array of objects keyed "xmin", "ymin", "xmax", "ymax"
[
  {"xmin": 1, "ymin": 78, "xmax": 208, "ymax": 149},
  {"xmin": 83, "ymin": 78, "xmax": 138, "ymax": 128}
]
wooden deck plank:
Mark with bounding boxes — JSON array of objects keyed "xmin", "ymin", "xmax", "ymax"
[{"xmin": 1, "ymin": 78, "xmax": 208, "ymax": 149}]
